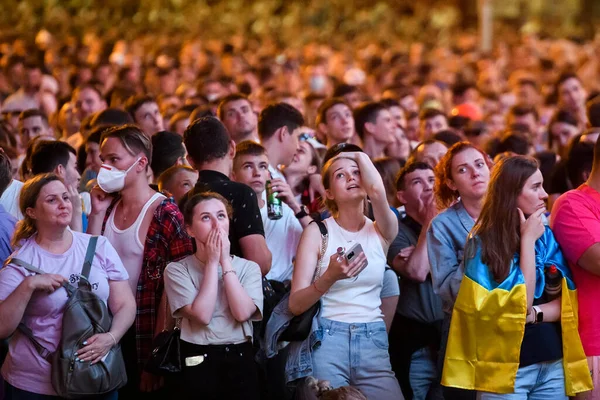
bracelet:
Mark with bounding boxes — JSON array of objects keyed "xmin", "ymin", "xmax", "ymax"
[
  {"xmin": 313, "ymin": 279, "xmax": 326, "ymax": 294},
  {"xmin": 107, "ymin": 332, "xmax": 117, "ymax": 346},
  {"xmin": 222, "ymin": 270, "xmax": 237, "ymax": 279}
]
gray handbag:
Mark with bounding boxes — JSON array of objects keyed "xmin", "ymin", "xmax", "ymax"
[{"xmin": 8, "ymin": 236, "xmax": 127, "ymax": 399}]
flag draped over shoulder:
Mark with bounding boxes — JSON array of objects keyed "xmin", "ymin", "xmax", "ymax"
[{"xmin": 442, "ymin": 226, "xmax": 593, "ymax": 396}]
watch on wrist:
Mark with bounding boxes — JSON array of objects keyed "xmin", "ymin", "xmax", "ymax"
[
  {"xmin": 533, "ymin": 305, "xmax": 543, "ymax": 324},
  {"xmin": 295, "ymin": 205, "xmax": 309, "ymax": 219}
]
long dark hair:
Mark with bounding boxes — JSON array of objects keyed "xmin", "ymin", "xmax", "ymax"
[{"xmin": 472, "ymin": 155, "xmax": 538, "ymax": 282}]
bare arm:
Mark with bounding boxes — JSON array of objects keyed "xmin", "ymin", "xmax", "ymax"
[
  {"xmin": 0, "ymin": 275, "xmax": 66, "ymax": 339},
  {"xmin": 107, "ymin": 280, "xmax": 136, "ymax": 341},
  {"xmin": 239, "ymin": 234, "xmax": 272, "ymax": 276},
  {"xmin": 353, "ymin": 152, "xmax": 397, "ymax": 244},
  {"xmin": 519, "ymin": 208, "xmax": 546, "ymax": 311},
  {"xmin": 289, "ymin": 224, "xmax": 324, "ymax": 316},
  {"xmin": 221, "ymin": 257, "xmax": 257, "ymax": 322},
  {"xmin": 178, "ymin": 261, "xmax": 219, "ymax": 326},
  {"xmin": 393, "ymin": 227, "xmax": 430, "ymax": 283}
]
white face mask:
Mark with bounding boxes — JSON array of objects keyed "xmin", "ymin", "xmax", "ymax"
[{"xmin": 97, "ymin": 157, "xmax": 141, "ymax": 193}]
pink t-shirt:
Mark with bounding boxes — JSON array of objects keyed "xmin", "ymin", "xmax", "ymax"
[
  {"xmin": 551, "ymin": 184, "xmax": 600, "ymax": 356},
  {"xmin": 0, "ymin": 231, "xmax": 128, "ymax": 396}
]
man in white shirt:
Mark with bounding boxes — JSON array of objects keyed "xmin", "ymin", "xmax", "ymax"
[{"xmin": 232, "ymin": 141, "xmax": 312, "ymax": 282}]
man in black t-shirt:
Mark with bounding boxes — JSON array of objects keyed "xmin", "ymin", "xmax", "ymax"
[{"xmin": 183, "ymin": 116, "xmax": 272, "ymax": 276}]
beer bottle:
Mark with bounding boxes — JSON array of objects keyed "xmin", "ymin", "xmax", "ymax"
[{"xmin": 266, "ymin": 180, "xmax": 283, "ymax": 220}]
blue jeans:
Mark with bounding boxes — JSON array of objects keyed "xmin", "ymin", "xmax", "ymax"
[
  {"xmin": 4, "ymin": 383, "xmax": 118, "ymax": 400},
  {"xmin": 312, "ymin": 318, "xmax": 403, "ymax": 400},
  {"xmin": 410, "ymin": 347, "xmax": 443, "ymax": 400},
  {"xmin": 476, "ymin": 359, "xmax": 567, "ymax": 400}
]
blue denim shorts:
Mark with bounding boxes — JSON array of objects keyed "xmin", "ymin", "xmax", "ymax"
[{"xmin": 312, "ymin": 317, "xmax": 404, "ymax": 400}]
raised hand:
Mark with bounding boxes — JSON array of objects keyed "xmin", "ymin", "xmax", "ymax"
[{"xmin": 518, "ymin": 208, "xmax": 545, "ymax": 243}]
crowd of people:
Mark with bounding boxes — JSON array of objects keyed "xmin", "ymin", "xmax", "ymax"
[{"xmin": 0, "ymin": 31, "xmax": 600, "ymax": 400}]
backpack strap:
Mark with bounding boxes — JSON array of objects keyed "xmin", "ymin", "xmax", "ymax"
[
  {"xmin": 7, "ymin": 258, "xmax": 46, "ymax": 275},
  {"xmin": 81, "ymin": 236, "xmax": 98, "ymax": 281},
  {"xmin": 310, "ymin": 219, "xmax": 328, "ymax": 236},
  {"xmin": 5, "ymin": 258, "xmax": 57, "ymax": 360},
  {"xmin": 18, "ymin": 323, "xmax": 52, "ymax": 360}
]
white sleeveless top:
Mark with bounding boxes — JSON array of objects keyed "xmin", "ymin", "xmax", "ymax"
[
  {"xmin": 103, "ymin": 192, "xmax": 165, "ymax": 294},
  {"xmin": 319, "ymin": 217, "xmax": 385, "ymax": 323}
]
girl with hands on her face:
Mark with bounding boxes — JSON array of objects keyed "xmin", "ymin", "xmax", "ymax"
[{"xmin": 163, "ymin": 192, "xmax": 263, "ymax": 400}]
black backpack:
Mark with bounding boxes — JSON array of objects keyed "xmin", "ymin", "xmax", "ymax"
[{"xmin": 8, "ymin": 236, "xmax": 128, "ymax": 399}]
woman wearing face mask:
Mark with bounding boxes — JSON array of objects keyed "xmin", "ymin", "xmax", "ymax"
[
  {"xmin": 426, "ymin": 142, "xmax": 492, "ymax": 400},
  {"xmin": 0, "ymin": 173, "xmax": 136, "ymax": 399},
  {"xmin": 441, "ymin": 156, "xmax": 592, "ymax": 399},
  {"xmin": 289, "ymin": 151, "xmax": 403, "ymax": 400},
  {"xmin": 163, "ymin": 192, "xmax": 263, "ymax": 400},
  {"xmin": 87, "ymin": 125, "xmax": 193, "ymax": 399}
]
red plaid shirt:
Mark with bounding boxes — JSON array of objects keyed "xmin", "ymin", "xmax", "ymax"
[{"xmin": 102, "ymin": 196, "xmax": 193, "ymax": 373}]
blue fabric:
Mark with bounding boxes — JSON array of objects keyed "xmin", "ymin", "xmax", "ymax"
[
  {"xmin": 427, "ymin": 201, "xmax": 475, "ymax": 313},
  {"xmin": 477, "ymin": 359, "xmax": 567, "ymax": 400},
  {"xmin": 463, "ymin": 226, "xmax": 575, "ymax": 296},
  {"xmin": 410, "ymin": 347, "xmax": 444, "ymax": 400},
  {"xmin": 263, "ymin": 292, "xmax": 323, "ymax": 383},
  {"xmin": 0, "ymin": 204, "xmax": 16, "ymax": 265},
  {"xmin": 312, "ymin": 318, "xmax": 403, "ymax": 400}
]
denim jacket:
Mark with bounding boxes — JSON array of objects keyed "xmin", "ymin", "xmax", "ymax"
[
  {"xmin": 427, "ymin": 201, "xmax": 474, "ymax": 313},
  {"xmin": 264, "ymin": 292, "xmax": 323, "ymax": 383}
]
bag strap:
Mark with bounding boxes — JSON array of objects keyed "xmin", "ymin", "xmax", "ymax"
[
  {"xmin": 18, "ymin": 322, "xmax": 52, "ymax": 360},
  {"xmin": 81, "ymin": 236, "xmax": 98, "ymax": 281},
  {"xmin": 310, "ymin": 220, "xmax": 328, "ymax": 283}
]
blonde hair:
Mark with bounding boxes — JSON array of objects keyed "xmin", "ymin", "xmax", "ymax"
[
  {"xmin": 11, "ymin": 173, "xmax": 63, "ymax": 248},
  {"xmin": 321, "ymin": 156, "xmax": 366, "ymax": 216}
]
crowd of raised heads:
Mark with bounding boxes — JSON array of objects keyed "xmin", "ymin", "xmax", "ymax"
[{"xmin": 1, "ymin": 32, "xmax": 600, "ymax": 400}]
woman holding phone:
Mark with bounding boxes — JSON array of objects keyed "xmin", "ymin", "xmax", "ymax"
[{"xmin": 289, "ymin": 151, "xmax": 403, "ymax": 400}]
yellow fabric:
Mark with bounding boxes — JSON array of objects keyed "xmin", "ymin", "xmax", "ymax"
[{"xmin": 442, "ymin": 277, "xmax": 593, "ymax": 395}]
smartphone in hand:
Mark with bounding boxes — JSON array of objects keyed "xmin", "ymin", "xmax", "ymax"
[{"xmin": 345, "ymin": 242, "xmax": 368, "ymax": 272}]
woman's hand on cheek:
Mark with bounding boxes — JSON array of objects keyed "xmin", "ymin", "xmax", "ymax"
[{"xmin": 219, "ymin": 229, "xmax": 231, "ymax": 264}]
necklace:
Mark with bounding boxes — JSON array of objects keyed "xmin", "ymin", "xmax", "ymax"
[{"xmin": 336, "ymin": 217, "xmax": 365, "ymax": 243}]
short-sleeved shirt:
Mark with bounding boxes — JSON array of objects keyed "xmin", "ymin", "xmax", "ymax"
[
  {"xmin": 260, "ymin": 201, "xmax": 302, "ymax": 282},
  {"xmin": 0, "ymin": 204, "xmax": 16, "ymax": 263},
  {"xmin": 189, "ymin": 170, "xmax": 265, "ymax": 257},
  {"xmin": 551, "ymin": 184, "xmax": 600, "ymax": 356},
  {"xmin": 0, "ymin": 179, "xmax": 23, "ymax": 220},
  {"xmin": 164, "ymin": 255, "xmax": 263, "ymax": 346},
  {"xmin": 388, "ymin": 214, "xmax": 444, "ymax": 324},
  {"xmin": 0, "ymin": 232, "xmax": 128, "ymax": 396}
]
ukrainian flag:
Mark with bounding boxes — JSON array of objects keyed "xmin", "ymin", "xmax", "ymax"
[{"xmin": 442, "ymin": 226, "xmax": 593, "ymax": 395}]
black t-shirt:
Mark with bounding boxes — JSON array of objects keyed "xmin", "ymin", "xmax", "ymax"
[
  {"xmin": 519, "ymin": 293, "xmax": 563, "ymax": 367},
  {"xmin": 185, "ymin": 169, "xmax": 265, "ymax": 258},
  {"xmin": 549, "ymin": 159, "xmax": 571, "ymax": 195}
]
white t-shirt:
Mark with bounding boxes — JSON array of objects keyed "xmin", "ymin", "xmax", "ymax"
[
  {"xmin": 260, "ymin": 201, "xmax": 303, "ymax": 282},
  {"xmin": 0, "ymin": 179, "xmax": 24, "ymax": 220},
  {"xmin": 164, "ymin": 255, "xmax": 263, "ymax": 345}
]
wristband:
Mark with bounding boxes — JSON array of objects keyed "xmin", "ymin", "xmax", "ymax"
[{"xmin": 222, "ymin": 270, "xmax": 237, "ymax": 279}]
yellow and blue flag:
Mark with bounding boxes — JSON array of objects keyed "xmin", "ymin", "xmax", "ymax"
[{"xmin": 442, "ymin": 226, "xmax": 593, "ymax": 395}]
